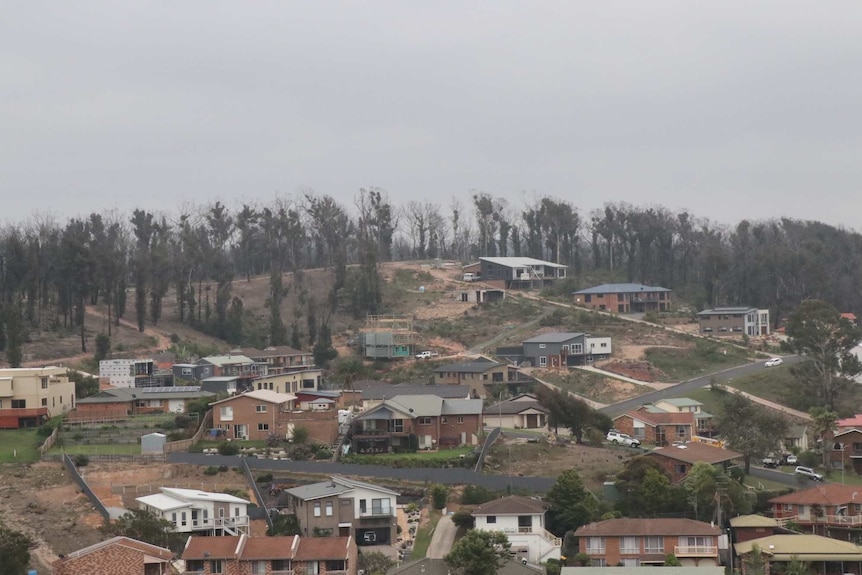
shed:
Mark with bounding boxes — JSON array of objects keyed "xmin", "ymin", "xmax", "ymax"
[{"xmin": 141, "ymin": 432, "xmax": 167, "ymax": 455}]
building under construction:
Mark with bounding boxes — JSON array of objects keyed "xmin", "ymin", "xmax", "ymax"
[{"xmin": 360, "ymin": 315, "xmax": 414, "ymax": 359}]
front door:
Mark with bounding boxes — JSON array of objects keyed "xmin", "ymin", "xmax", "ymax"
[{"xmin": 234, "ymin": 425, "xmax": 247, "ymax": 440}]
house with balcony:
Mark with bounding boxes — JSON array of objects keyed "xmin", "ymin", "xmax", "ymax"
[
  {"xmin": 0, "ymin": 366, "xmax": 76, "ymax": 429},
  {"xmin": 53, "ymin": 536, "xmax": 173, "ymax": 575},
  {"xmin": 519, "ymin": 332, "xmax": 612, "ymax": 368},
  {"xmin": 643, "ymin": 443, "xmax": 743, "ymax": 483},
  {"xmin": 483, "ymin": 394, "xmax": 548, "ymax": 430},
  {"xmin": 478, "ymin": 257, "xmax": 567, "ymax": 289},
  {"xmin": 613, "ymin": 407, "xmax": 696, "ymax": 446},
  {"xmin": 181, "ymin": 533, "xmax": 357, "ymax": 575},
  {"xmin": 173, "ymin": 355, "xmax": 266, "ymax": 391},
  {"xmin": 573, "ymin": 283, "xmax": 672, "ymax": 313},
  {"xmin": 770, "ymin": 483, "xmax": 862, "ymax": 535},
  {"xmin": 651, "ymin": 398, "xmax": 716, "ymax": 437},
  {"xmin": 472, "ymin": 496, "xmax": 561, "ymax": 564},
  {"xmin": 238, "ymin": 346, "xmax": 316, "ymax": 375},
  {"xmin": 351, "ymin": 395, "xmax": 483, "ymax": 452},
  {"xmin": 359, "ymin": 385, "xmax": 471, "ymax": 411},
  {"xmin": 697, "ymin": 307, "xmax": 770, "ymax": 336},
  {"xmin": 282, "ymin": 476, "xmax": 400, "ymax": 545},
  {"xmin": 136, "ymin": 487, "xmax": 250, "ymax": 536},
  {"xmin": 574, "ymin": 517, "xmax": 722, "ymax": 568},
  {"xmin": 734, "ymin": 534, "xmax": 862, "ymax": 574},
  {"xmin": 253, "ymin": 369, "xmax": 323, "ymax": 394}
]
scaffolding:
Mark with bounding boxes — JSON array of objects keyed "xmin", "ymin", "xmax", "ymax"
[{"xmin": 361, "ymin": 315, "xmax": 414, "ymax": 359}]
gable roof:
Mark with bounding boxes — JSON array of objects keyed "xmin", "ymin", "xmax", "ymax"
[
  {"xmin": 434, "ymin": 358, "xmax": 504, "ymax": 373},
  {"xmin": 729, "ymin": 515, "xmax": 778, "ymax": 528},
  {"xmin": 734, "ymin": 534, "xmax": 862, "ymax": 561},
  {"xmin": 294, "ymin": 536, "xmax": 352, "ymax": 560},
  {"xmin": 573, "ymin": 283, "xmax": 671, "ymax": 295},
  {"xmin": 769, "ymin": 483, "xmax": 862, "ymax": 507},
  {"xmin": 77, "ymin": 386, "xmax": 213, "ymax": 404},
  {"xmin": 211, "ymin": 389, "xmax": 296, "ymax": 406},
  {"xmin": 285, "ymin": 476, "xmax": 400, "ymax": 501},
  {"xmin": 522, "ymin": 332, "xmax": 585, "ymax": 344},
  {"xmin": 60, "ymin": 536, "xmax": 173, "ymax": 562},
  {"xmin": 616, "ymin": 408, "xmax": 695, "ymax": 427},
  {"xmin": 480, "ymin": 257, "xmax": 567, "ymax": 269},
  {"xmin": 360, "ymin": 384, "xmax": 471, "ymax": 401},
  {"xmin": 182, "ymin": 535, "xmax": 243, "ymax": 559},
  {"xmin": 837, "ymin": 414, "xmax": 862, "ymax": 428},
  {"xmin": 486, "ymin": 395, "xmax": 548, "ymax": 415},
  {"xmin": 472, "ymin": 496, "xmax": 547, "ymax": 516},
  {"xmin": 655, "ymin": 397, "xmax": 703, "ymax": 408},
  {"xmin": 574, "ymin": 518, "xmax": 720, "ymax": 537},
  {"xmin": 646, "ymin": 443, "xmax": 742, "ymax": 465},
  {"xmin": 239, "ymin": 535, "xmax": 299, "ymax": 560}
]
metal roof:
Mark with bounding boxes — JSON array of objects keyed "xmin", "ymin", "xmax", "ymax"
[
  {"xmin": 521, "ymin": 332, "xmax": 584, "ymax": 344},
  {"xmin": 360, "ymin": 384, "xmax": 471, "ymax": 401},
  {"xmin": 573, "ymin": 283, "xmax": 671, "ymax": 294},
  {"xmin": 479, "ymin": 257, "xmax": 567, "ymax": 269},
  {"xmin": 433, "ymin": 359, "xmax": 504, "ymax": 373},
  {"xmin": 697, "ymin": 306, "xmax": 757, "ymax": 316}
]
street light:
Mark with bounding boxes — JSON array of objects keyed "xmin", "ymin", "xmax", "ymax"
[{"xmin": 841, "ymin": 443, "xmax": 846, "ymax": 485}]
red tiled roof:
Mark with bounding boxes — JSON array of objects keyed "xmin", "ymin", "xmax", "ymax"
[
  {"xmin": 240, "ymin": 536, "xmax": 298, "ymax": 560},
  {"xmin": 647, "ymin": 442, "xmax": 742, "ymax": 464},
  {"xmin": 769, "ymin": 484, "xmax": 862, "ymax": 507},
  {"xmin": 574, "ymin": 518, "xmax": 721, "ymax": 537},
  {"xmin": 472, "ymin": 496, "xmax": 548, "ymax": 516},
  {"xmin": 59, "ymin": 536, "xmax": 174, "ymax": 563},
  {"xmin": 841, "ymin": 313, "xmax": 857, "ymax": 321},
  {"xmin": 295, "ymin": 537, "xmax": 351, "ymax": 560},
  {"xmin": 837, "ymin": 415, "xmax": 862, "ymax": 429},
  {"xmin": 617, "ymin": 408, "xmax": 695, "ymax": 427},
  {"xmin": 182, "ymin": 536, "xmax": 242, "ymax": 560}
]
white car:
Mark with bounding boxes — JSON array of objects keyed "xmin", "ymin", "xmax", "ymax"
[
  {"xmin": 785, "ymin": 454, "xmax": 798, "ymax": 465},
  {"xmin": 415, "ymin": 351, "xmax": 439, "ymax": 360},
  {"xmin": 795, "ymin": 466, "xmax": 823, "ymax": 481},
  {"xmin": 607, "ymin": 430, "xmax": 641, "ymax": 447},
  {"xmin": 765, "ymin": 358, "xmax": 783, "ymax": 367}
]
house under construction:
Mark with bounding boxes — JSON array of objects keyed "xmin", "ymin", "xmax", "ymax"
[{"xmin": 360, "ymin": 315, "xmax": 414, "ymax": 359}]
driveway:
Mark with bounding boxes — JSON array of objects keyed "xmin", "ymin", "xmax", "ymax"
[{"xmin": 426, "ymin": 515, "xmax": 457, "ymax": 559}]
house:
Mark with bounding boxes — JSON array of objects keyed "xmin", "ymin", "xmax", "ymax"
[
  {"xmin": 200, "ymin": 375, "xmax": 239, "ymax": 394},
  {"xmin": 295, "ymin": 389, "xmax": 342, "ymax": 410},
  {"xmin": 728, "ymin": 515, "xmax": 779, "ymax": 543},
  {"xmin": 283, "ymin": 475, "xmax": 400, "ymax": 545},
  {"xmin": 472, "ymin": 496, "xmax": 561, "ymax": 563},
  {"xmin": 832, "ymin": 428, "xmax": 862, "ymax": 474},
  {"xmin": 770, "ymin": 483, "xmax": 862, "ymax": 532},
  {"xmin": 359, "ymin": 384, "xmax": 471, "ymax": 411},
  {"xmin": 73, "ymin": 386, "xmax": 213, "ymax": 420},
  {"xmin": 360, "ymin": 315, "xmax": 414, "ymax": 359},
  {"xmin": 433, "ymin": 358, "xmax": 507, "ymax": 395},
  {"xmin": 652, "ymin": 398, "xmax": 715, "ymax": 437},
  {"xmin": 574, "ymin": 517, "xmax": 722, "ymax": 568},
  {"xmin": 458, "ymin": 287, "xmax": 506, "ymax": 304},
  {"xmin": 484, "ymin": 394, "xmax": 548, "ymax": 430},
  {"xmin": 391, "ymin": 558, "xmax": 541, "ymax": 575},
  {"xmin": 352, "ymin": 395, "xmax": 483, "ymax": 452},
  {"xmin": 520, "ymin": 332, "xmax": 612, "ymax": 368},
  {"xmin": 182, "ymin": 534, "xmax": 358, "ymax": 575},
  {"xmin": 643, "ymin": 443, "xmax": 743, "ymax": 483},
  {"xmin": 613, "ymin": 407, "xmax": 696, "ymax": 445},
  {"xmin": 253, "ymin": 368, "xmax": 323, "ymax": 394},
  {"xmin": 734, "ymin": 534, "xmax": 862, "ymax": 574},
  {"xmin": 238, "ymin": 345, "xmax": 316, "ymax": 375},
  {"xmin": 0, "ymin": 366, "xmax": 76, "ymax": 429},
  {"xmin": 98, "ymin": 359, "xmax": 155, "ymax": 388},
  {"xmin": 211, "ymin": 389, "xmax": 338, "ymax": 444},
  {"xmin": 786, "ymin": 424, "xmax": 809, "ymax": 453},
  {"xmin": 478, "ymin": 257, "xmax": 567, "ymax": 289},
  {"xmin": 837, "ymin": 415, "xmax": 862, "ymax": 432},
  {"xmin": 842, "ymin": 312, "xmax": 858, "ymax": 327},
  {"xmin": 136, "ymin": 487, "xmax": 250, "ymax": 535},
  {"xmin": 53, "ymin": 536, "xmax": 173, "ymax": 575},
  {"xmin": 697, "ymin": 307, "xmax": 770, "ymax": 336},
  {"xmin": 573, "ymin": 283, "xmax": 672, "ymax": 313},
  {"xmin": 173, "ymin": 355, "xmax": 266, "ymax": 391}
]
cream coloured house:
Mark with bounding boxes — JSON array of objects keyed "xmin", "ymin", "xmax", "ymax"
[{"xmin": 0, "ymin": 366, "xmax": 75, "ymax": 428}]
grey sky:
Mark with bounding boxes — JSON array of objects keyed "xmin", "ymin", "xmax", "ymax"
[{"xmin": 3, "ymin": 1, "xmax": 862, "ymax": 229}]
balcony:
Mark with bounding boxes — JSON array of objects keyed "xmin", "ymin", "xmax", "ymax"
[
  {"xmin": 188, "ymin": 515, "xmax": 249, "ymax": 529},
  {"xmin": 674, "ymin": 545, "xmax": 717, "ymax": 557},
  {"xmin": 776, "ymin": 514, "xmax": 862, "ymax": 527},
  {"xmin": 359, "ymin": 507, "xmax": 393, "ymax": 518}
]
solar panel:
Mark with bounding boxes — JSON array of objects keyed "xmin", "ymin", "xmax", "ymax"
[{"xmin": 142, "ymin": 386, "xmax": 201, "ymax": 393}]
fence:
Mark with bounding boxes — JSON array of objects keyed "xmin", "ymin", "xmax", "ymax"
[
  {"xmin": 63, "ymin": 453, "xmax": 110, "ymax": 522},
  {"xmin": 242, "ymin": 458, "xmax": 274, "ymax": 533},
  {"xmin": 164, "ymin": 409, "xmax": 213, "ymax": 453},
  {"xmin": 45, "ymin": 453, "xmax": 166, "ymax": 463},
  {"xmin": 39, "ymin": 427, "xmax": 59, "ymax": 455},
  {"xmin": 474, "ymin": 427, "xmax": 501, "ymax": 472}
]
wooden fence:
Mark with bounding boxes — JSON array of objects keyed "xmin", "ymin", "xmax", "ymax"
[
  {"xmin": 164, "ymin": 409, "xmax": 212, "ymax": 453},
  {"xmin": 39, "ymin": 427, "xmax": 59, "ymax": 455}
]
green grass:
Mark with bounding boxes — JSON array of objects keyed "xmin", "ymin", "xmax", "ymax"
[
  {"xmin": 50, "ymin": 443, "xmax": 143, "ymax": 456},
  {"xmin": 682, "ymin": 387, "xmax": 728, "ymax": 421},
  {"xmin": 348, "ymin": 446, "xmax": 473, "ymax": 462},
  {"xmin": 410, "ymin": 508, "xmax": 442, "ymax": 560},
  {"xmin": 728, "ymin": 364, "xmax": 862, "ymax": 414},
  {"xmin": 538, "ymin": 369, "xmax": 649, "ymax": 404},
  {"xmin": 0, "ymin": 429, "xmax": 44, "ymax": 463},
  {"xmin": 645, "ymin": 339, "xmax": 753, "ymax": 381}
]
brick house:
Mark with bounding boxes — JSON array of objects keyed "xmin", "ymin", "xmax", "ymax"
[
  {"xmin": 652, "ymin": 397, "xmax": 716, "ymax": 437},
  {"xmin": 832, "ymin": 428, "xmax": 862, "ymax": 474},
  {"xmin": 433, "ymin": 358, "xmax": 508, "ymax": 396},
  {"xmin": 72, "ymin": 386, "xmax": 213, "ymax": 421},
  {"xmin": 211, "ymin": 389, "xmax": 338, "ymax": 444},
  {"xmin": 729, "ymin": 515, "xmax": 778, "ymax": 543},
  {"xmin": 574, "ymin": 517, "xmax": 722, "ymax": 567},
  {"xmin": 283, "ymin": 475, "xmax": 400, "ymax": 545},
  {"xmin": 0, "ymin": 366, "xmax": 76, "ymax": 428},
  {"xmin": 352, "ymin": 395, "xmax": 483, "ymax": 452},
  {"xmin": 643, "ymin": 443, "xmax": 743, "ymax": 483},
  {"xmin": 53, "ymin": 536, "xmax": 173, "ymax": 575},
  {"xmin": 573, "ymin": 283, "xmax": 672, "ymax": 313},
  {"xmin": 182, "ymin": 533, "xmax": 357, "ymax": 575},
  {"xmin": 613, "ymin": 407, "xmax": 696, "ymax": 445},
  {"xmin": 770, "ymin": 484, "xmax": 862, "ymax": 532}
]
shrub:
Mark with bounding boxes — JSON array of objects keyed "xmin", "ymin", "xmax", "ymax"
[
  {"xmin": 174, "ymin": 414, "xmax": 193, "ymax": 429},
  {"xmin": 450, "ymin": 509, "xmax": 474, "ymax": 529},
  {"xmin": 218, "ymin": 465, "xmax": 228, "ymax": 473},
  {"xmin": 430, "ymin": 484, "xmax": 448, "ymax": 509},
  {"xmin": 204, "ymin": 466, "xmax": 219, "ymax": 476},
  {"xmin": 218, "ymin": 441, "xmax": 240, "ymax": 456},
  {"xmin": 291, "ymin": 426, "xmax": 310, "ymax": 444},
  {"xmin": 73, "ymin": 455, "xmax": 89, "ymax": 467},
  {"xmin": 257, "ymin": 473, "xmax": 274, "ymax": 483},
  {"xmin": 461, "ymin": 485, "xmax": 498, "ymax": 505}
]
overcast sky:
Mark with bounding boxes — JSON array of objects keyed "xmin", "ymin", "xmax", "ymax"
[{"xmin": 3, "ymin": 1, "xmax": 862, "ymax": 229}]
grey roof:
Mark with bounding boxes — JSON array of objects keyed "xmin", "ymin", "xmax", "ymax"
[
  {"xmin": 479, "ymin": 256, "xmax": 567, "ymax": 269},
  {"xmin": 573, "ymin": 283, "xmax": 671, "ymax": 295},
  {"xmin": 361, "ymin": 384, "xmax": 470, "ymax": 401},
  {"xmin": 198, "ymin": 354, "xmax": 255, "ymax": 366},
  {"xmin": 697, "ymin": 306, "xmax": 757, "ymax": 316},
  {"xmin": 441, "ymin": 398, "xmax": 483, "ymax": 415},
  {"xmin": 522, "ymin": 332, "xmax": 584, "ymax": 344},
  {"xmin": 202, "ymin": 376, "xmax": 239, "ymax": 382},
  {"xmin": 296, "ymin": 389, "xmax": 341, "ymax": 398},
  {"xmin": 358, "ymin": 395, "xmax": 482, "ymax": 420},
  {"xmin": 286, "ymin": 475, "xmax": 400, "ymax": 501},
  {"xmin": 486, "ymin": 398, "xmax": 548, "ymax": 415},
  {"xmin": 391, "ymin": 559, "xmax": 542, "ymax": 575},
  {"xmin": 77, "ymin": 387, "xmax": 213, "ymax": 404},
  {"xmin": 658, "ymin": 397, "xmax": 703, "ymax": 408},
  {"xmin": 433, "ymin": 358, "xmax": 504, "ymax": 373}
]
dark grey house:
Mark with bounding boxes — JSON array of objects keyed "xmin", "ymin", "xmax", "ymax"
[
  {"xmin": 519, "ymin": 332, "xmax": 613, "ymax": 367},
  {"xmin": 479, "ymin": 257, "xmax": 567, "ymax": 289}
]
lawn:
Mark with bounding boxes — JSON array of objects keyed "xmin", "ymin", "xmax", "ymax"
[
  {"xmin": 728, "ymin": 364, "xmax": 862, "ymax": 414},
  {"xmin": 347, "ymin": 446, "xmax": 474, "ymax": 462},
  {"xmin": 645, "ymin": 339, "xmax": 753, "ymax": 381},
  {"xmin": 0, "ymin": 429, "xmax": 45, "ymax": 463},
  {"xmin": 410, "ymin": 508, "xmax": 442, "ymax": 560}
]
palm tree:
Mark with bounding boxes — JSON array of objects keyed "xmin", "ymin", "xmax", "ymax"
[{"xmin": 809, "ymin": 407, "xmax": 838, "ymax": 470}]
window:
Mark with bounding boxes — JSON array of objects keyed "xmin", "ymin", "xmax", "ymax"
[
  {"xmin": 601, "ymin": 342, "xmax": 607, "ymax": 348},
  {"xmin": 256, "ymin": 404, "xmax": 267, "ymax": 413},
  {"xmin": 41, "ymin": 398, "xmax": 47, "ymax": 407},
  {"xmin": 371, "ymin": 498, "xmax": 390, "ymax": 515},
  {"xmin": 573, "ymin": 344, "xmax": 583, "ymax": 354},
  {"xmin": 258, "ymin": 423, "xmax": 270, "ymax": 431},
  {"xmin": 782, "ymin": 504, "xmax": 794, "ymax": 512},
  {"xmin": 388, "ymin": 419, "xmax": 404, "ymax": 433},
  {"xmin": 441, "ymin": 417, "xmax": 448, "ymax": 424},
  {"xmin": 41, "ymin": 377, "xmax": 48, "ymax": 389},
  {"xmin": 539, "ymin": 357, "xmax": 547, "ymax": 367},
  {"xmin": 486, "ymin": 516, "xmax": 496, "ymax": 524},
  {"xmin": 252, "ymin": 560, "xmax": 267, "ymax": 575},
  {"xmin": 675, "ymin": 464, "xmax": 687, "ymax": 474},
  {"xmin": 644, "ymin": 536, "xmax": 663, "ymax": 554},
  {"xmin": 617, "ymin": 293, "xmax": 625, "ymax": 301},
  {"xmin": 586, "ymin": 536, "xmax": 605, "ymax": 554},
  {"xmin": 584, "ymin": 294, "xmax": 592, "ymax": 303},
  {"xmin": 539, "ymin": 344, "xmax": 547, "ymax": 349},
  {"xmin": 620, "ymin": 536, "xmax": 638, "ymax": 554},
  {"xmin": 457, "ymin": 416, "xmax": 464, "ymax": 424},
  {"xmin": 314, "ymin": 502, "xmax": 321, "ymax": 517},
  {"xmin": 418, "ymin": 417, "xmax": 432, "ymax": 425},
  {"xmin": 562, "ymin": 345, "xmax": 569, "ymax": 352},
  {"xmin": 181, "ymin": 367, "xmax": 192, "ymax": 376},
  {"xmin": 210, "ymin": 559, "xmax": 224, "ymax": 574},
  {"xmin": 171, "ymin": 512, "xmax": 177, "ymax": 524},
  {"xmin": 11, "ymin": 400, "xmax": 25, "ymax": 409},
  {"xmin": 220, "ymin": 406, "xmax": 234, "ymax": 421},
  {"xmin": 325, "ymin": 501, "xmax": 333, "ymax": 516},
  {"xmin": 272, "ymin": 560, "xmax": 291, "ymax": 572},
  {"xmin": 181, "ymin": 512, "xmax": 187, "ymax": 526}
]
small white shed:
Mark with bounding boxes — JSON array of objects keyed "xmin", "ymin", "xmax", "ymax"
[{"xmin": 141, "ymin": 432, "xmax": 167, "ymax": 455}]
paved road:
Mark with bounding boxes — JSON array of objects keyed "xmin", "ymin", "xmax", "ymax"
[
  {"xmin": 426, "ymin": 515, "xmax": 457, "ymax": 559},
  {"xmin": 599, "ymin": 355, "xmax": 802, "ymax": 417},
  {"xmin": 168, "ymin": 453, "xmax": 556, "ymax": 492}
]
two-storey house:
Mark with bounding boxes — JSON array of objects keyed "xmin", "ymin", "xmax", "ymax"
[
  {"xmin": 574, "ymin": 517, "xmax": 722, "ymax": 568},
  {"xmin": 253, "ymin": 369, "xmax": 323, "ymax": 394},
  {"xmin": 613, "ymin": 407, "xmax": 696, "ymax": 445},
  {"xmin": 351, "ymin": 395, "xmax": 483, "ymax": 452},
  {"xmin": 643, "ymin": 443, "xmax": 743, "ymax": 483},
  {"xmin": 53, "ymin": 536, "xmax": 173, "ymax": 575},
  {"xmin": 359, "ymin": 385, "xmax": 471, "ymax": 411},
  {"xmin": 652, "ymin": 398, "xmax": 715, "ymax": 437},
  {"xmin": 478, "ymin": 257, "xmax": 567, "ymax": 289},
  {"xmin": 573, "ymin": 283, "xmax": 672, "ymax": 313},
  {"xmin": 282, "ymin": 476, "xmax": 400, "ymax": 545},
  {"xmin": 697, "ymin": 307, "xmax": 770, "ymax": 336},
  {"xmin": 238, "ymin": 346, "xmax": 316, "ymax": 375},
  {"xmin": 831, "ymin": 428, "xmax": 862, "ymax": 474},
  {"xmin": 0, "ymin": 366, "xmax": 76, "ymax": 428},
  {"xmin": 471, "ymin": 496, "xmax": 561, "ymax": 564},
  {"xmin": 521, "ymin": 332, "xmax": 612, "ymax": 368},
  {"xmin": 770, "ymin": 483, "xmax": 862, "ymax": 534},
  {"xmin": 136, "ymin": 487, "xmax": 250, "ymax": 536},
  {"xmin": 98, "ymin": 358, "xmax": 155, "ymax": 388}
]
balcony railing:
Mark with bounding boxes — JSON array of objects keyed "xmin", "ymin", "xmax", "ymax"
[
  {"xmin": 359, "ymin": 507, "xmax": 393, "ymax": 518},
  {"xmin": 776, "ymin": 514, "xmax": 862, "ymax": 527},
  {"xmin": 674, "ymin": 545, "xmax": 717, "ymax": 557},
  {"xmin": 586, "ymin": 547, "xmax": 605, "ymax": 554},
  {"xmin": 188, "ymin": 515, "xmax": 249, "ymax": 529}
]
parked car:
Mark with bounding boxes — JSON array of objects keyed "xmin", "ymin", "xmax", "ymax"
[
  {"xmin": 415, "ymin": 351, "xmax": 439, "ymax": 360},
  {"xmin": 762, "ymin": 456, "xmax": 779, "ymax": 468},
  {"xmin": 785, "ymin": 454, "xmax": 798, "ymax": 465},
  {"xmin": 765, "ymin": 357, "xmax": 783, "ymax": 367},
  {"xmin": 607, "ymin": 430, "xmax": 641, "ymax": 447},
  {"xmin": 795, "ymin": 466, "xmax": 823, "ymax": 481}
]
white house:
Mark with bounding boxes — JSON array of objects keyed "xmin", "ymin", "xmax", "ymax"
[
  {"xmin": 136, "ymin": 487, "xmax": 250, "ymax": 536},
  {"xmin": 472, "ymin": 496, "xmax": 561, "ymax": 564}
]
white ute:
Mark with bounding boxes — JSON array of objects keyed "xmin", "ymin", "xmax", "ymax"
[
  {"xmin": 415, "ymin": 351, "xmax": 439, "ymax": 360},
  {"xmin": 607, "ymin": 430, "xmax": 641, "ymax": 447}
]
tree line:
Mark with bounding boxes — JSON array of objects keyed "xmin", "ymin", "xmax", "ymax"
[{"xmin": 2, "ymin": 189, "xmax": 862, "ymax": 362}]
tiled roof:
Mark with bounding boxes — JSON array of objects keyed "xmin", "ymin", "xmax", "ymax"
[
  {"xmin": 61, "ymin": 536, "xmax": 174, "ymax": 562},
  {"xmin": 239, "ymin": 536, "xmax": 298, "ymax": 560},
  {"xmin": 617, "ymin": 408, "xmax": 695, "ymax": 427},
  {"xmin": 182, "ymin": 536, "xmax": 243, "ymax": 560},
  {"xmin": 472, "ymin": 496, "xmax": 547, "ymax": 516},
  {"xmin": 573, "ymin": 283, "xmax": 671, "ymax": 295},
  {"xmin": 647, "ymin": 442, "xmax": 742, "ymax": 464},
  {"xmin": 294, "ymin": 536, "xmax": 351, "ymax": 560},
  {"xmin": 575, "ymin": 518, "xmax": 720, "ymax": 537},
  {"xmin": 769, "ymin": 484, "xmax": 862, "ymax": 507}
]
